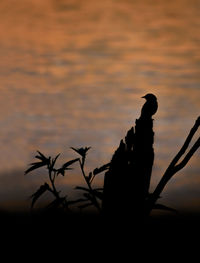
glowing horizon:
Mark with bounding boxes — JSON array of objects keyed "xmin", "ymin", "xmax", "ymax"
[{"xmin": 0, "ymin": 0, "xmax": 200, "ymax": 213}]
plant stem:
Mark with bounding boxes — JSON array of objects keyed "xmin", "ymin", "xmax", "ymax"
[
  {"xmin": 48, "ymin": 168, "xmax": 69, "ymax": 210},
  {"xmin": 79, "ymin": 158, "xmax": 101, "ymax": 212},
  {"xmin": 49, "ymin": 169, "xmax": 59, "ymax": 198}
]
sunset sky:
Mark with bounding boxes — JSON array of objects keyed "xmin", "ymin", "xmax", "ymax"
[{"xmin": 0, "ymin": 0, "xmax": 199, "ymax": 213}]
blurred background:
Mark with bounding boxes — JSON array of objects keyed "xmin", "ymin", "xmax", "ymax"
[{"xmin": 0, "ymin": 0, "xmax": 199, "ymax": 213}]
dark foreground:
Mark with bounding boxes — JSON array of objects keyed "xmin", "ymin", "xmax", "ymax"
[
  {"xmin": 0, "ymin": 210, "xmax": 199, "ymax": 259},
  {"xmin": 1, "ymin": 210, "xmax": 200, "ymax": 237}
]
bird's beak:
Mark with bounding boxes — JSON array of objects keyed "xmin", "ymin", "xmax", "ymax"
[{"xmin": 141, "ymin": 96, "xmax": 145, "ymax": 98}]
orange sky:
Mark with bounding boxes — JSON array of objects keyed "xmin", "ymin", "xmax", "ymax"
[{"xmin": 0, "ymin": 0, "xmax": 199, "ymax": 213}]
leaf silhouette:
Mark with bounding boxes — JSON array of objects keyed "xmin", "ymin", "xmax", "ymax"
[
  {"xmin": 35, "ymin": 151, "xmax": 49, "ymax": 162},
  {"xmin": 56, "ymin": 168, "xmax": 66, "ymax": 177},
  {"xmin": 56, "ymin": 158, "xmax": 79, "ymax": 176},
  {"xmin": 88, "ymin": 172, "xmax": 92, "ymax": 181},
  {"xmin": 93, "ymin": 163, "xmax": 110, "ymax": 176},
  {"xmin": 25, "ymin": 161, "xmax": 47, "ymax": 175},
  {"xmin": 62, "ymin": 158, "xmax": 79, "ymax": 169},
  {"xmin": 50, "ymin": 153, "xmax": 60, "ymax": 170},
  {"xmin": 31, "ymin": 183, "xmax": 50, "ymax": 208},
  {"xmin": 25, "ymin": 151, "xmax": 51, "ymax": 174},
  {"xmin": 70, "ymin": 147, "xmax": 91, "ymax": 157},
  {"xmin": 47, "ymin": 197, "xmax": 66, "ymax": 209}
]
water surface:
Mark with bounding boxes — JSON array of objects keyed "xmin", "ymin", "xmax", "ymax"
[{"xmin": 0, "ymin": 0, "xmax": 200, "ymax": 212}]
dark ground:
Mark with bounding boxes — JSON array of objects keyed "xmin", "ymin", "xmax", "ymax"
[
  {"xmin": 0, "ymin": 210, "xmax": 199, "ymax": 259},
  {"xmin": 1, "ymin": 209, "xmax": 199, "ymax": 240}
]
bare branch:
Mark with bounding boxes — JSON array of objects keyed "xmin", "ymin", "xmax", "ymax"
[
  {"xmin": 167, "ymin": 116, "xmax": 200, "ymax": 169},
  {"xmin": 173, "ymin": 137, "xmax": 200, "ymax": 174},
  {"xmin": 147, "ymin": 117, "xmax": 200, "ymax": 215}
]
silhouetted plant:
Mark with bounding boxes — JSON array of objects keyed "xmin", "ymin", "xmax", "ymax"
[
  {"xmin": 25, "ymin": 148, "xmax": 109, "ymax": 212},
  {"xmin": 25, "ymin": 151, "xmax": 79, "ymax": 211},
  {"xmin": 71, "ymin": 147, "xmax": 109, "ymax": 212},
  {"xmin": 25, "ymin": 95, "xmax": 200, "ymax": 222}
]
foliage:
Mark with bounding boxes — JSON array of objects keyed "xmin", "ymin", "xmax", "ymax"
[
  {"xmin": 25, "ymin": 117, "xmax": 200, "ymax": 219},
  {"xmin": 25, "ymin": 148, "xmax": 109, "ymax": 212}
]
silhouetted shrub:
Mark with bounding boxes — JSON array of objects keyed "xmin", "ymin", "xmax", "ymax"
[{"xmin": 25, "ymin": 95, "xmax": 200, "ymax": 222}]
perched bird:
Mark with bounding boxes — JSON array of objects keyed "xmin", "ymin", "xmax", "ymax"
[{"xmin": 140, "ymin": 93, "xmax": 158, "ymax": 119}]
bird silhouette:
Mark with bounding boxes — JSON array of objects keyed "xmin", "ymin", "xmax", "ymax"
[{"xmin": 140, "ymin": 93, "xmax": 158, "ymax": 119}]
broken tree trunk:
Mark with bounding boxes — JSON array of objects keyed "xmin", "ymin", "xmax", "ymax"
[{"xmin": 102, "ymin": 116, "xmax": 155, "ymax": 221}]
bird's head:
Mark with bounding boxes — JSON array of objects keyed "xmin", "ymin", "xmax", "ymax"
[{"xmin": 141, "ymin": 93, "xmax": 157, "ymax": 101}]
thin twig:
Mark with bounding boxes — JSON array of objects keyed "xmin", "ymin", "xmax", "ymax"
[
  {"xmin": 167, "ymin": 116, "xmax": 200, "ymax": 170},
  {"xmin": 79, "ymin": 158, "xmax": 101, "ymax": 212},
  {"xmin": 173, "ymin": 137, "xmax": 200, "ymax": 174},
  {"xmin": 146, "ymin": 117, "xmax": 200, "ymax": 215}
]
